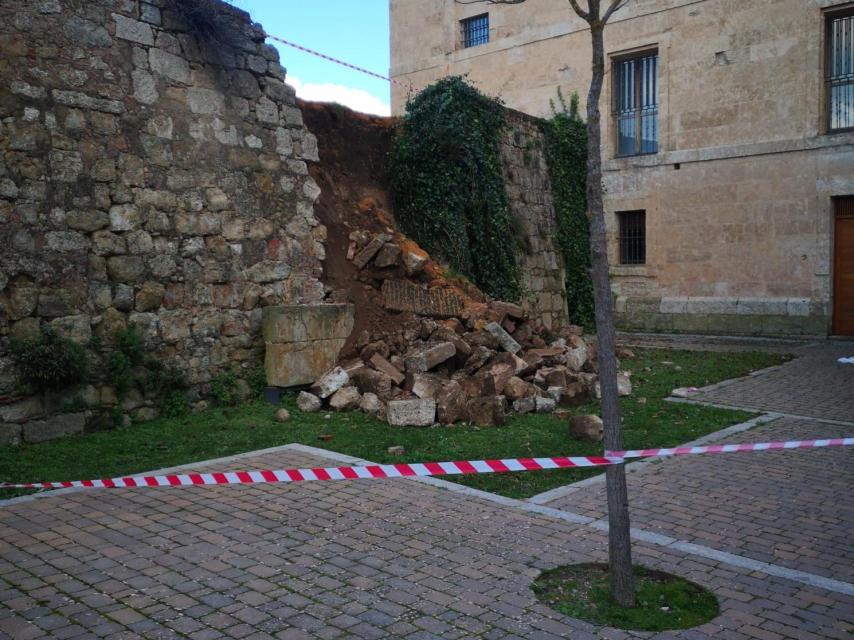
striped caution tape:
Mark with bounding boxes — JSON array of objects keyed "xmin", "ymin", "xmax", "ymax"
[
  {"xmin": 1, "ymin": 438, "xmax": 851, "ymax": 491},
  {"xmin": 607, "ymin": 437, "xmax": 854, "ymax": 459},
  {"xmin": 264, "ymin": 33, "xmax": 411, "ymax": 89}
]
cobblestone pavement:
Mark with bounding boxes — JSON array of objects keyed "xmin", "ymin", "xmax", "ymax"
[
  {"xmin": 541, "ymin": 417, "xmax": 854, "ymax": 583},
  {"xmin": 685, "ymin": 341, "xmax": 854, "ymax": 423},
  {"xmin": 1, "ymin": 448, "xmax": 852, "ymax": 640}
]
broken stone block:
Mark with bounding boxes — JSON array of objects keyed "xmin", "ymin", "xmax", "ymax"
[
  {"xmin": 387, "ymin": 399, "xmax": 436, "ymax": 426},
  {"xmin": 23, "ymin": 412, "xmax": 85, "ymax": 443},
  {"xmin": 558, "ymin": 381, "xmax": 590, "ymax": 407},
  {"xmin": 490, "ymin": 301, "xmax": 525, "ymax": 320},
  {"xmin": 352, "ymin": 233, "xmax": 391, "ymax": 269},
  {"xmin": 275, "ymin": 408, "xmax": 290, "ymax": 422},
  {"xmin": 311, "ymin": 366, "xmax": 349, "ymax": 399},
  {"xmin": 405, "ymin": 342, "xmax": 456, "ymax": 372},
  {"xmin": 570, "ymin": 414, "xmax": 604, "ymax": 442},
  {"xmin": 546, "ymin": 386, "xmax": 563, "ymax": 403},
  {"xmin": 503, "ymin": 376, "xmax": 535, "ymax": 402},
  {"xmin": 369, "ymin": 353, "xmax": 405, "ymax": 385},
  {"xmin": 535, "ymin": 396, "xmax": 556, "ymax": 414},
  {"xmin": 408, "ymin": 372, "xmax": 443, "ymax": 400},
  {"xmin": 387, "ymin": 445, "xmax": 405, "ymax": 455},
  {"xmin": 565, "ymin": 340, "xmax": 588, "ymax": 371},
  {"xmin": 480, "ymin": 361, "xmax": 515, "ymax": 395},
  {"xmin": 484, "ymin": 322, "xmax": 521, "ymax": 354},
  {"xmin": 463, "ymin": 345, "xmax": 493, "ymax": 373},
  {"xmin": 297, "ymin": 391, "xmax": 322, "ymax": 412},
  {"xmin": 402, "ymin": 246, "xmax": 429, "ymax": 274},
  {"xmin": 329, "ymin": 386, "xmax": 361, "ymax": 411},
  {"xmin": 466, "ymin": 396, "xmax": 505, "ymax": 427},
  {"xmin": 594, "ymin": 371, "xmax": 633, "ymax": 398},
  {"xmin": 374, "ymin": 242, "xmax": 402, "ymax": 268},
  {"xmin": 351, "ymin": 367, "xmax": 393, "ymax": 400},
  {"xmin": 513, "ymin": 396, "xmax": 536, "ymax": 415},
  {"xmin": 381, "ymin": 280, "xmax": 465, "ymax": 318},
  {"xmin": 436, "ymin": 380, "xmax": 467, "ymax": 425},
  {"xmin": 359, "ymin": 392, "xmax": 382, "ymax": 415}
]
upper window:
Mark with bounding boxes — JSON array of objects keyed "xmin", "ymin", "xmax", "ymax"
[
  {"xmin": 461, "ymin": 14, "xmax": 489, "ymax": 49},
  {"xmin": 613, "ymin": 51, "xmax": 659, "ymax": 156},
  {"xmin": 827, "ymin": 9, "xmax": 854, "ymax": 132}
]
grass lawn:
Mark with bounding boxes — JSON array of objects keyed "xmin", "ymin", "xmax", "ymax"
[{"xmin": 0, "ymin": 348, "xmax": 788, "ymax": 500}]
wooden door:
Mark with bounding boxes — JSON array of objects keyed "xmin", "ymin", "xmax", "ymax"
[{"xmin": 834, "ymin": 197, "xmax": 854, "ymax": 336}]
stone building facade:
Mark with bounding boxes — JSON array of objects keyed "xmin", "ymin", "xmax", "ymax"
[
  {"xmin": 391, "ymin": 0, "xmax": 854, "ymax": 336},
  {"xmin": 0, "ymin": 0, "xmax": 325, "ymax": 442}
]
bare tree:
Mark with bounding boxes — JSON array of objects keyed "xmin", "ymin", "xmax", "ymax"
[{"xmin": 455, "ymin": 0, "xmax": 634, "ymax": 605}]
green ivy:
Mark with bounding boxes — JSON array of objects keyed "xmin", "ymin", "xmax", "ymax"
[
  {"xmin": 389, "ymin": 76, "xmax": 521, "ymax": 301},
  {"xmin": 543, "ymin": 90, "xmax": 595, "ymax": 327}
]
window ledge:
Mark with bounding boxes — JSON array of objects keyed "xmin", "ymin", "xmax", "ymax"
[{"xmin": 610, "ymin": 265, "xmax": 653, "ymax": 278}]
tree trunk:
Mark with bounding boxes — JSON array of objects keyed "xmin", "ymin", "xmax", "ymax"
[{"xmin": 584, "ymin": 20, "xmax": 635, "ymax": 607}]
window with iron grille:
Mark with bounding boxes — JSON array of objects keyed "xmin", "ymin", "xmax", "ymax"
[
  {"xmin": 827, "ymin": 8, "xmax": 854, "ymax": 132},
  {"xmin": 461, "ymin": 14, "xmax": 489, "ymax": 49},
  {"xmin": 618, "ymin": 211, "xmax": 646, "ymax": 265},
  {"xmin": 613, "ymin": 51, "xmax": 659, "ymax": 156}
]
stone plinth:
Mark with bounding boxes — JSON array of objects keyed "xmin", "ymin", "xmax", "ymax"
[{"xmin": 263, "ymin": 305, "xmax": 354, "ymax": 387}]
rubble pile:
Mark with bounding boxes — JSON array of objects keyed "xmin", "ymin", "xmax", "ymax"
[{"xmin": 296, "ymin": 231, "xmax": 633, "ymax": 427}]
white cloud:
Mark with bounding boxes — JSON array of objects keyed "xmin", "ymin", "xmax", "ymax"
[{"xmin": 287, "ymin": 76, "xmax": 391, "ymax": 116}]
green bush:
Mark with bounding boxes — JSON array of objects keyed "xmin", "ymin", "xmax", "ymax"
[
  {"xmin": 543, "ymin": 90, "xmax": 595, "ymax": 327},
  {"xmin": 12, "ymin": 325, "xmax": 89, "ymax": 391},
  {"xmin": 211, "ymin": 371, "xmax": 239, "ymax": 406},
  {"xmin": 389, "ymin": 76, "xmax": 521, "ymax": 301}
]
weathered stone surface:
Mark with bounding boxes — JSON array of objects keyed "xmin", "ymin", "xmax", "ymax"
[
  {"xmin": 0, "ymin": 397, "xmax": 44, "ymax": 423},
  {"xmin": 67, "ymin": 209, "xmax": 109, "ymax": 232},
  {"xmin": 436, "ymin": 381, "xmax": 467, "ymax": 425},
  {"xmin": 113, "ymin": 13, "xmax": 154, "ymax": 45},
  {"xmin": 50, "ymin": 314, "xmax": 91, "ymax": 343},
  {"xmin": 374, "ymin": 243, "xmax": 402, "ymax": 268},
  {"xmin": 484, "ymin": 322, "xmax": 522, "ymax": 354},
  {"xmin": 402, "ymin": 246, "xmax": 429, "ymax": 275},
  {"xmin": 262, "ymin": 304, "xmax": 354, "ymax": 343},
  {"xmin": 387, "ymin": 444, "xmax": 405, "ymax": 455},
  {"xmin": 466, "ymin": 396, "xmax": 506, "ymax": 427},
  {"xmin": 387, "ymin": 399, "xmax": 436, "ymax": 426},
  {"xmin": 535, "ymin": 396, "xmax": 556, "ymax": 414},
  {"xmin": 135, "ymin": 282, "xmax": 165, "ymax": 312},
  {"xmin": 405, "ymin": 342, "xmax": 456, "ymax": 372},
  {"xmin": 329, "ymin": 386, "xmax": 361, "ymax": 411},
  {"xmin": 263, "ymin": 305, "xmax": 354, "ymax": 388},
  {"xmin": 297, "ymin": 391, "xmax": 322, "ymax": 412},
  {"xmin": 107, "ymin": 256, "xmax": 146, "ymax": 283},
  {"xmin": 570, "ymin": 415, "xmax": 604, "ymax": 442},
  {"xmin": 352, "ymin": 234, "xmax": 391, "ymax": 269},
  {"xmin": 504, "ymin": 376, "xmax": 536, "ymax": 401},
  {"xmin": 149, "ymin": 48, "xmax": 190, "ymax": 83},
  {"xmin": 64, "ymin": 17, "xmax": 112, "ymax": 47},
  {"xmin": 359, "ymin": 392, "xmax": 383, "ymax": 415},
  {"xmin": 409, "ymin": 373, "xmax": 443, "ymax": 400},
  {"xmin": 311, "ymin": 366, "xmax": 349, "ymax": 399},
  {"xmin": 0, "ymin": 423, "xmax": 22, "ymax": 446},
  {"xmin": 594, "ymin": 372, "xmax": 632, "ymax": 398},
  {"xmin": 382, "ymin": 280, "xmax": 465, "ymax": 318},
  {"xmin": 351, "ymin": 368, "xmax": 393, "ymax": 400},
  {"xmin": 23, "ymin": 413, "xmax": 85, "ymax": 443},
  {"xmin": 565, "ymin": 341, "xmax": 588, "ymax": 371},
  {"xmin": 512, "ymin": 396, "xmax": 536, "ymax": 414},
  {"xmin": 369, "ymin": 353, "xmax": 406, "ymax": 385}
]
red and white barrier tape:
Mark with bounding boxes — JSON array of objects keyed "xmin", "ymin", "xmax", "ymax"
[
  {"xmin": 607, "ymin": 438, "xmax": 854, "ymax": 459},
  {"xmin": 2, "ymin": 438, "xmax": 851, "ymax": 491},
  {"xmin": 0, "ymin": 455, "xmax": 619, "ymax": 490},
  {"xmin": 264, "ymin": 33, "xmax": 411, "ymax": 89}
]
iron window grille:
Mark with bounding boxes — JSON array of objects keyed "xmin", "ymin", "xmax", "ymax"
[
  {"xmin": 613, "ymin": 51, "xmax": 659, "ymax": 156},
  {"xmin": 827, "ymin": 9, "xmax": 854, "ymax": 132},
  {"xmin": 618, "ymin": 211, "xmax": 646, "ymax": 265},
  {"xmin": 461, "ymin": 14, "xmax": 489, "ymax": 49}
]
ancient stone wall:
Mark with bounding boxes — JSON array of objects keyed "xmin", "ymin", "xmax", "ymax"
[
  {"xmin": 0, "ymin": 0, "xmax": 325, "ymax": 443},
  {"xmin": 499, "ymin": 109, "xmax": 568, "ymax": 330}
]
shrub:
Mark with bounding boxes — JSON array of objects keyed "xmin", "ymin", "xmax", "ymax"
[
  {"xmin": 389, "ymin": 76, "xmax": 521, "ymax": 301},
  {"xmin": 12, "ymin": 325, "xmax": 89, "ymax": 391}
]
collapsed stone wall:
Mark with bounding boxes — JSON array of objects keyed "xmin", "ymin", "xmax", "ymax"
[
  {"xmin": 499, "ymin": 110, "xmax": 568, "ymax": 330},
  {"xmin": 0, "ymin": 0, "xmax": 325, "ymax": 443}
]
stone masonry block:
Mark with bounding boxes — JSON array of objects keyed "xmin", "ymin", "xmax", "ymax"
[{"xmin": 23, "ymin": 413, "xmax": 86, "ymax": 444}]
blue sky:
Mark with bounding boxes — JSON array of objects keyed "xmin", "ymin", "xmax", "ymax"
[{"xmin": 237, "ymin": 1, "xmax": 392, "ymax": 115}]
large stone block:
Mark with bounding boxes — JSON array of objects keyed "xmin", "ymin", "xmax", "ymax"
[
  {"xmin": 387, "ymin": 399, "xmax": 436, "ymax": 426},
  {"xmin": 263, "ymin": 304, "xmax": 354, "ymax": 388},
  {"xmin": 23, "ymin": 413, "xmax": 86, "ymax": 443}
]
